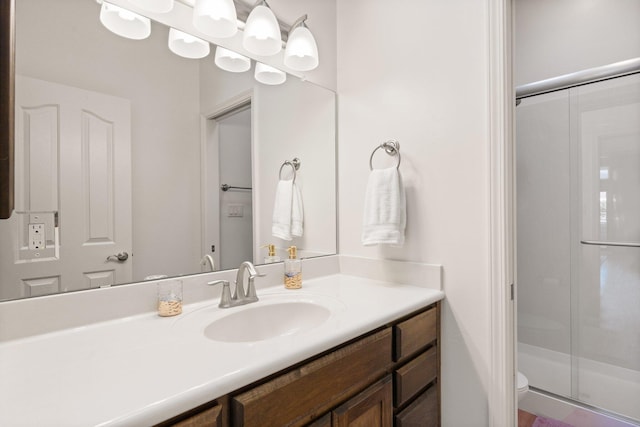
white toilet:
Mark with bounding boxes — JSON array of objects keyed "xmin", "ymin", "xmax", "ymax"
[{"xmin": 517, "ymin": 371, "xmax": 529, "ymax": 402}]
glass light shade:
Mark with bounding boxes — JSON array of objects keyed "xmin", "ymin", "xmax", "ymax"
[
  {"xmin": 214, "ymin": 47, "xmax": 251, "ymax": 73},
  {"xmin": 193, "ymin": 0, "xmax": 238, "ymax": 39},
  {"xmin": 128, "ymin": 0, "xmax": 174, "ymax": 13},
  {"xmin": 254, "ymin": 62, "xmax": 286, "ymax": 85},
  {"xmin": 284, "ymin": 25, "xmax": 319, "ymax": 71},
  {"xmin": 242, "ymin": 4, "xmax": 282, "ymax": 56},
  {"xmin": 100, "ymin": 2, "xmax": 151, "ymax": 40},
  {"xmin": 168, "ymin": 28, "xmax": 210, "ymax": 59}
]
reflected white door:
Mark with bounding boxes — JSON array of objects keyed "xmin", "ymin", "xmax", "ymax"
[
  {"xmin": 203, "ymin": 104, "xmax": 253, "ymax": 272},
  {"xmin": 218, "ymin": 107, "xmax": 252, "ymax": 270},
  {"xmin": 0, "ymin": 76, "xmax": 132, "ymax": 300}
]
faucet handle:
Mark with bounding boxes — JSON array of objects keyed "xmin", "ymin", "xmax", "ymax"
[
  {"xmin": 244, "ymin": 272, "xmax": 265, "ymax": 302},
  {"xmin": 207, "ymin": 280, "xmax": 228, "ymax": 287},
  {"xmin": 207, "ymin": 280, "xmax": 232, "ymax": 308}
]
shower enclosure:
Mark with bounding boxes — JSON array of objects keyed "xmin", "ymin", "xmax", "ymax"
[{"xmin": 516, "ymin": 63, "xmax": 640, "ymax": 423}]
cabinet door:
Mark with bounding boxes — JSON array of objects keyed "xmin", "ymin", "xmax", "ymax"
[{"xmin": 332, "ymin": 375, "xmax": 393, "ymax": 427}]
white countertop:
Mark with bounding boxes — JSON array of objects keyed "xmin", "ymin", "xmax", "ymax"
[{"xmin": 0, "ymin": 273, "xmax": 443, "ymax": 426}]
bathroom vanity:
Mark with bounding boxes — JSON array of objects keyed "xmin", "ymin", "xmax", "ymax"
[
  {"xmin": 160, "ymin": 303, "xmax": 440, "ymax": 427},
  {"xmin": 0, "ymin": 257, "xmax": 443, "ymax": 426}
]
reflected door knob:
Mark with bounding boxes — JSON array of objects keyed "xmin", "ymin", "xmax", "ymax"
[{"xmin": 107, "ymin": 252, "xmax": 129, "ymax": 262}]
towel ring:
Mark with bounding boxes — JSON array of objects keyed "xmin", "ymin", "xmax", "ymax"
[
  {"xmin": 279, "ymin": 157, "xmax": 301, "ymax": 182},
  {"xmin": 369, "ymin": 140, "xmax": 401, "ymax": 170}
]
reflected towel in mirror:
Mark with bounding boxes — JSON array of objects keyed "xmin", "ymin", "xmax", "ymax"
[
  {"xmin": 272, "ymin": 179, "xmax": 304, "ymax": 241},
  {"xmin": 361, "ymin": 167, "xmax": 406, "ymax": 246}
]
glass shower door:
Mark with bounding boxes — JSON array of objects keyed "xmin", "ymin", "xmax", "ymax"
[
  {"xmin": 517, "ymin": 89, "xmax": 573, "ymax": 399},
  {"xmin": 575, "ymin": 73, "xmax": 640, "ymax": 421}
]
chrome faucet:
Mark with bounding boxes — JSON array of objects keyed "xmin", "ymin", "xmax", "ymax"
[
  {"xmin": 201, "ymin": 255, "xmax": 215, "ymax": 272},
  {"xmin": 207, "ymin": 261, "xmax": 264, "ymax": 308}
]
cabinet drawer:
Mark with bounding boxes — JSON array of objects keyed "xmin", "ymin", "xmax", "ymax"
[
  {"xmin": 394, "ymin": 306, "xmax": 437, "ymax": 362},
  {"xmin": 232, "ymin": 328, "xmax": 392, "ymax": 426},
  {"xmin": 394, "ymin": 345, "xmax": 438, "ymax": 408},
  {"xmin": 395, "ymin": 385, "xmax": 438, "ymax": 427},
  {"xmin": 158, "ymin": 401, "xmax": 223, "ymax": 427}
]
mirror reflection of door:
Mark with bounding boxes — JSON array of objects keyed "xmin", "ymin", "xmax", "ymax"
[
  {"xmin": 204, "ymin": 103, "xmax": 253, "ymax": 271},
  {"xmin": 0, "ymin": 76, "xmax": 133, "ymax": 300}
]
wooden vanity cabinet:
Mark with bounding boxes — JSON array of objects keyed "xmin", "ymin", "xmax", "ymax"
[
  {"xmin": 156, "ymin": 399, "xmax": 226, "ymax": 427},
  {"xmin": 160, "ymin": 302, "xmax": 440, "ymax": 427}
]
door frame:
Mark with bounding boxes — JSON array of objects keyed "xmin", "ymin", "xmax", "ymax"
[{"xmin": 488, "ymin": 0, "xmax": 516, "ymax": 425}]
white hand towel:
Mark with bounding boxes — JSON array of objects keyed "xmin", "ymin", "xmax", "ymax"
[
  {"xmin": 272, "ymin": 180, "xmax": 304, "ymax": 240},
  {"xmin": 361, "ymin": 167, "xmax": 406, "ymax": 246},
  {"xmin": 291, "ymin": 182, "xmax": 304, "ymax": 237},
  {"xmin": 272, "ymin": 179, "xmax": 294, "ymax": 240}
]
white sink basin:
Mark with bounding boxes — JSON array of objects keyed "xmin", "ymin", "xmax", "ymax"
[{"xmin": 203, "ymin": 301, "xmax": 331, "ymax": 343}]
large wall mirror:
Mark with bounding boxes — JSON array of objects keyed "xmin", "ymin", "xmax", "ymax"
[{"xmin": 0, "ymin": 0, "xmax": 337, "ymax": 301}]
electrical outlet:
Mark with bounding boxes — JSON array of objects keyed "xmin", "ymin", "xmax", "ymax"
[{"xmin": 28, "ymin": 223, "xmax": 45, "ymax": 250}]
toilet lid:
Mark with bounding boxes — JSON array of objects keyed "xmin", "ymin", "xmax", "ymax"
[{"xmin": 517, "ymin": 372, "xmax": 529, "ymax": 391}]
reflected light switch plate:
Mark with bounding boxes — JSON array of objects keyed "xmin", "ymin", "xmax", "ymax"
[{"xmin": 228, "ymin": 204, "xmax": 244, "ymax": 217}]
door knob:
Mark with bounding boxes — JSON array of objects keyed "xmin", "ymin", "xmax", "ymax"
[{"xmin": 107, "ymin": 252, "xmax": 129, "ymax": 262}]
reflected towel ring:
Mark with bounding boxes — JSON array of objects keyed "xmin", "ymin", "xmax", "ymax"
[
  {"xmin": 279, "ymin": 157, "xmax": 301, "ymax": 182},
  {"xmin": 369, "ymin": 140, "xmax": 401, "ymax": 170}
]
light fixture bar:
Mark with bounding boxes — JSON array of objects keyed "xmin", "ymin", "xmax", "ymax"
[
  {"xmin": 175, "ymin": 0, "xmax": 291, "ymax": 41},
  {"xmin": 129, "ymin": 0, "xmax": 174, "ymax": 14},
  {"xmin": 289, "ymin": 14, "xmax": 308, "ymax": 32}
]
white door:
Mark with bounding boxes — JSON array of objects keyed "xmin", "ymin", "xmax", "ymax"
[{"xmin": 0, "ymin": 76, "xmax": 132, "ymax": 300}]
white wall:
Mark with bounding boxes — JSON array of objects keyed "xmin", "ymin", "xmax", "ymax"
[
  {"xmin": 336, "ymin": 1, "xmax": 492, "ymax": 425},
  {"xmin": 515, "ymin": 0, "xmax": 640, "ymax": 85},
  {"xmin": 16, "ymin": 0, "xmax": 202, "ymax": 282}
]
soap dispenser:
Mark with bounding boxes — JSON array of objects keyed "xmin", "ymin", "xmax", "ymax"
[
  {"xmin": 284, "ymin": 246, "xmax": 302, "ymax": 289},
  {"xmin": 263, "ymin": 244, "xmax": 280, "ymax": 264}
]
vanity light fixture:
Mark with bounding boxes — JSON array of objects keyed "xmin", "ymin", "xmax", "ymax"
[
  {"xmin": 254, "ymin": 62, "xmax": 286, "ymax": 85},
  {"xmin": 193, "ymin": 0, "xmax": 238, "ymax": 39},
  {"xmin": 242, "ymin": 0, "xmax": 282, "ymax": 56},
  {"xmin": 214, "ymin": 46, "xmax": 251, "ymax": 72},
  {"xmin": 284, "ymin": 15, "xmax": 319, "ymax": 71},
  {"xmin": 99, "ymin": 1, "xmax": 151, "ymax": 40},
  {"xmin": 128, "ymin": 0, "xmax": 174, "ymax": 14},
  {"xmin": 168, "ymin": 28, "xmax": 210, "ymax": 59}
]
